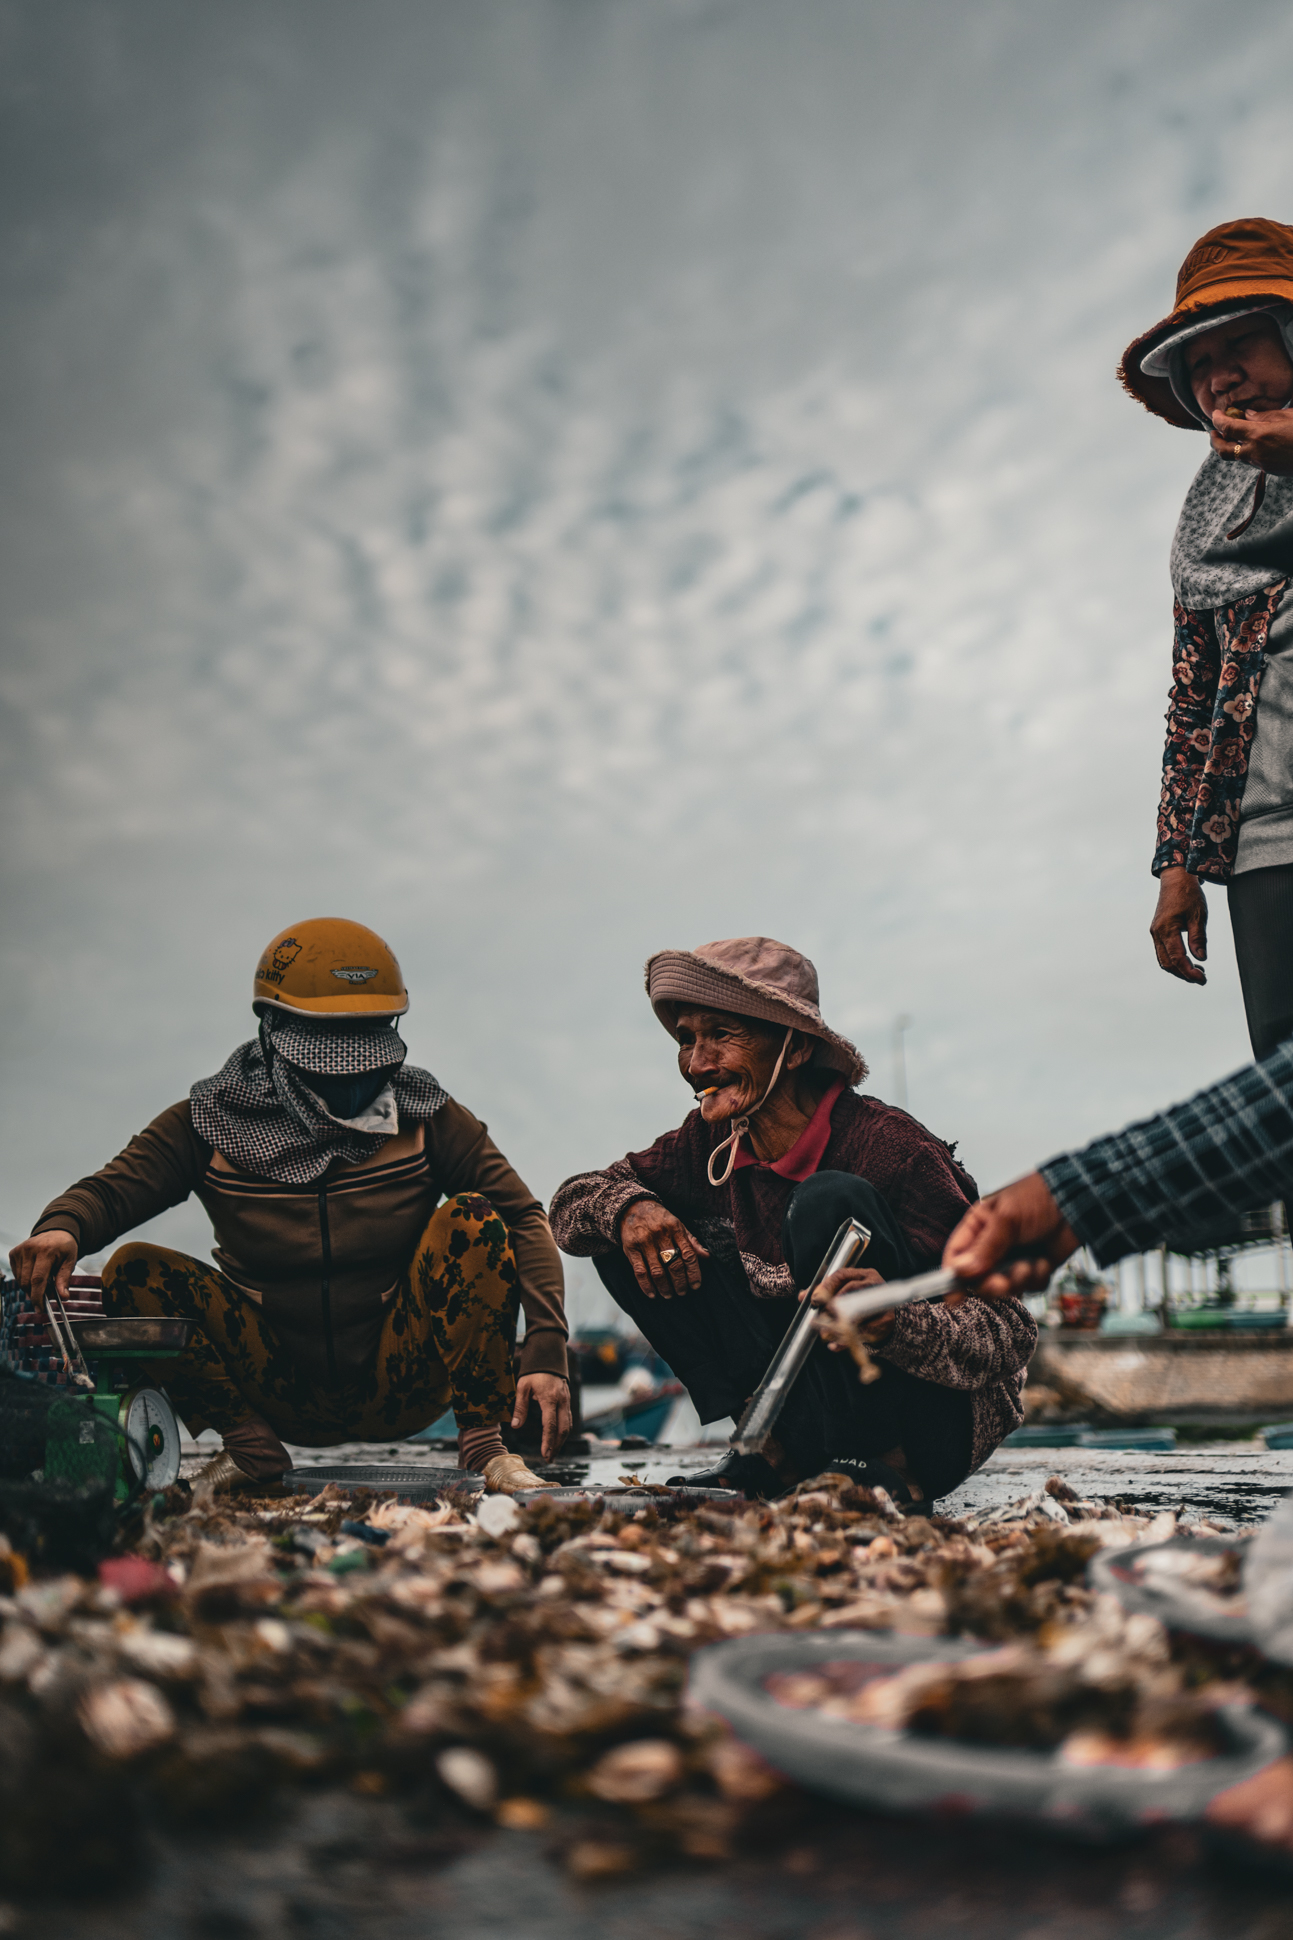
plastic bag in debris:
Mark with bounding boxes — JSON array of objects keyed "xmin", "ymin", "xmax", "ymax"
[
  {"xmin": 1243, "ymin": 1490, "xmax": 1293, "ymax": 1664},
  {"xmin": 0, "ymin": 1373, "xmax": 119, "ymax": 1570},
  {"xmin": 1090, "ymin": 1533, "xmax": 1252, "ymax": 1648},
  {"xmin": 688, "ymin": 1627, "xmax": 1287, "ymax": 1840}
]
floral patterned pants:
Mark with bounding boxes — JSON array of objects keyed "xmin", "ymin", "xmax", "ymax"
[{"xmin": 101, "ymin": 1193, "xmax": 519, "ymax": 1443}]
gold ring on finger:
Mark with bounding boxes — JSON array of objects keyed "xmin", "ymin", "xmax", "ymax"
[
  {"xmin": 1235, "ymin": 441, "xmax": 1243, "ymax": 456},
  {"xmin": 659, "ymin": 1247, "xmax": 677, "ymax": 1265}
]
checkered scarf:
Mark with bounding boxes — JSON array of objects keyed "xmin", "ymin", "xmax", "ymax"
[{"xmin": 189, "ymin": 1013, "xmax": 448, "ymax": 1184}]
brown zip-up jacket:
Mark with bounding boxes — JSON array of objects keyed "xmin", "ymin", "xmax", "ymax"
[{"xmin": 32, "ymin": 1098, "xmax": 567, "ymax": 1388}]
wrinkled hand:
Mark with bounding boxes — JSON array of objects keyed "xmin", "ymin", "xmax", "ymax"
[
  {"xmin": 1210, "ymin": 405, "xmax": 1293, "ymax": 474},
  {"xmin": 618, "ymin": 1199, "xmax": 710, "ymax": 1299},
  {"xmin": 511, "ymin": 1372, "xmax": 572, "ymax": 1460},
  {"xmin": 802, "ymin": 1265, "xmax": 894, "ymax": 1347},
  {"xmin": 1150, "ymin": 867, "xmax": 1207, "ymax": 985},
  {"xmin": 8, "ymin": 1230, "xmax": 78, "ymax": 1313},
  {"xmin": 942, "ymin": 1173, "xmax": 1079, "ymax": 1297}
]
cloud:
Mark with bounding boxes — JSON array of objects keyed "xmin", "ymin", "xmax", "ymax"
[{"xmin": 4, "ymin": 0, "xmax": 1293, "ymax": 1293}]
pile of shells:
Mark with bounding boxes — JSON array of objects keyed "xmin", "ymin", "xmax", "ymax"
[{"xmin": 0, "ymin": 1468, "xmax": 1279, "ymax": 1887}]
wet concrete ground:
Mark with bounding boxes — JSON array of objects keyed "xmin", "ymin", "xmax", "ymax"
[
  {"xmin": 262, "ymin": 1435, "xmax": 1293, "ymax": 1528},
  {"xmin": 944, "ymin": 1443, "xmax": 1293, "ymax": 1526}
]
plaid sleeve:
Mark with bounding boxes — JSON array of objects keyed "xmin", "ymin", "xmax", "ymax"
[{"xmin": 1039, "ymin": 1039, "xmax": 1293, "ymax": 1265}]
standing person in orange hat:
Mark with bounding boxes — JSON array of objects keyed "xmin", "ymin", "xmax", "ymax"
[
  {"xmin": 9, "ymin": 920, "xmax": 570, "ymax": 1495},
  {"xmin": 1122, "ymin": 218, "xmax": 1293, "ymax": 1055}
]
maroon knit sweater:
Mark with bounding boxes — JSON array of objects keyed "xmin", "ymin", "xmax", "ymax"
[{"xmin": 550, "ymin": 1089, "xmax": 1037, "ymax": 1473}]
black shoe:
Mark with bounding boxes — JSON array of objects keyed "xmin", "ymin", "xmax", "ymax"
[
  {"xmin": 665, "ymin": 1449, "xmax": 789, "ymax": 1500},
  {"xmin": 817, "ymin": 1457, "xmax": 931, "ymax": 1515}
]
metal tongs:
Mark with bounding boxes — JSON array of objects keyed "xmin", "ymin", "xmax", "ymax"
[
  {"xmin": 826, "ymin": 1267, "xmax": 958, "ymax": 1329},
  {"xmin": 733, "ymin": 1223, "xmax": 959, "ymax": 1456},
  {"xmin": 44, "ymin": 1289, "xmax": 95, "ymax": 1391},
  {"xmin": 732, "ymin": 1217, "xmax": 874, "ymax": 1456}
]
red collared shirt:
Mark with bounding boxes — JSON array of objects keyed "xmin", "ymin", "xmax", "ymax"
[{"xmin": 729, "ymin": 1078, "xmax": 847, "ymax": 1183}]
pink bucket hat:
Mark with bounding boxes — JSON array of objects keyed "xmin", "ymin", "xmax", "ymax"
[{"xmin": 645, "ymin": 936, "xmax": 867, "ymax": 1086}]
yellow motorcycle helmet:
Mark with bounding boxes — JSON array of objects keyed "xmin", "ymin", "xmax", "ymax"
[{"xmin": 252, "ymin": 919, "xmax": 409, "ymax": 1019}]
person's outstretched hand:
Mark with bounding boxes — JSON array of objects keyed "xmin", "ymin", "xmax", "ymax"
[
  {"xmin": 942, "ymin": 1174, "xmax": 1080, "ymax": 1297},
  {"xmin": 511, "ymin": 1372, "xmax": 572, "ymax": 1460},
  {"xmin": 1150, "ymin": 867, "xmax": 1207, "ymax": 985}
]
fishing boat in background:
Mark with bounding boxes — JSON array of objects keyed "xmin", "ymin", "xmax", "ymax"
[
  {"xmin": 568, "ymin": 1328, "xmax": 685, "ymax": 1443},
  {"xmin": 1025, "ymin": 1214, "xmax": 1293, "ymax": 1429},
  {"xmin": 408, "ymin": 1327, "xmax": 685, "ymax": 1452},
  {"xmin": 1028, "ymin": 1327, "xmax": 1293, "ymax": 1430},
  {"xmin": 579, "ymin": 1367, "xmax": 685, "ymax": 1444}
]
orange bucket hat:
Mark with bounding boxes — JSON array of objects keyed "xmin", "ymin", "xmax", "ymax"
[{"xmin": 1119, "ymin": 216, "xmax": 1293, "ymax": 428}]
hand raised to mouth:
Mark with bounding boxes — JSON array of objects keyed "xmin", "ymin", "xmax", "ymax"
[{"xmin": 1210, "ymin": 400, "xmax": 1293, "ymax": 473}]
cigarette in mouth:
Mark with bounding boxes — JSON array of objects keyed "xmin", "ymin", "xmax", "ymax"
[{"xmin": 696, "ymin": 1087, "xmax": 720, "ymax": 1097}]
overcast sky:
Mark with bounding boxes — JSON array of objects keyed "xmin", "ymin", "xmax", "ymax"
[{"xmin": 4, "ymin": 0, "xmax": 1293, "ymax": 1315}]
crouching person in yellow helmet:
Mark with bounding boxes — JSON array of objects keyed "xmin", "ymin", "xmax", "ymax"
[{"xmin": 9, "ymin": 920, "xmax": 570, "ymax": 1495}]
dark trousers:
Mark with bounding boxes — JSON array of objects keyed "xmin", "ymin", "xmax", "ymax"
[
  {"xmin": 595, "ymin": 1170, "xmax": 973, "ymax": 1501},
  {"xmin": 1229, "ymin": 863, "xmax": 1293, "ymax": 1059}
]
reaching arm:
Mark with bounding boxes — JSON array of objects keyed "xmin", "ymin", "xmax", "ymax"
[
  {"xmin": 944, "ymin": 1036, "xmax": 1293, "ymax": 1292},
  {"xmin": 27, "ymin": 1102, "xmax": 207, "ymax": 1259},
  {"xmin": 12, "ymin": 1102, "xmax": 207, "ymax": 1311},
  {"xmin": 8, "ymin": 1229, "xmax": 80, "ymax": 1311},
  {"xmin": 942, "ymin": 1175, "xmax": 1079, "ymax": 1297},
  {"xmin": 1038, "ymin": 1039, "xmax": 1293, "ymax": 1264}
]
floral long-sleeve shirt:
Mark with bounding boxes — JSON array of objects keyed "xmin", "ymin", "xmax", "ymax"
[{"xmin": 1154, "ymin": 583, "xmax": 1286, "ymax": 882}]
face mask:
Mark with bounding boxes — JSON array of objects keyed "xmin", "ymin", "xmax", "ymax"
[{"xmin": 298, "ymin": 1067, "xmax": 397, "ymax": 1120}]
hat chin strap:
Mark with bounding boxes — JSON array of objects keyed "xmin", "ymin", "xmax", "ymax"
[{"xmin": 706, "ymin": 1029, "xmax": 796, "ymax": 1189}]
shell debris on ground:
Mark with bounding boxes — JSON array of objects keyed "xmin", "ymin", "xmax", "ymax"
[{"xmin": 0, "ymin": 1466, "xmax": 1286, "ymax": 1889}]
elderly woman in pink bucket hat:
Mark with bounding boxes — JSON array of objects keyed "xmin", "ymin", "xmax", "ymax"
[{"xmin": 550, "ymin": 938, "xmax": 1037, "ymax": 1507}]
